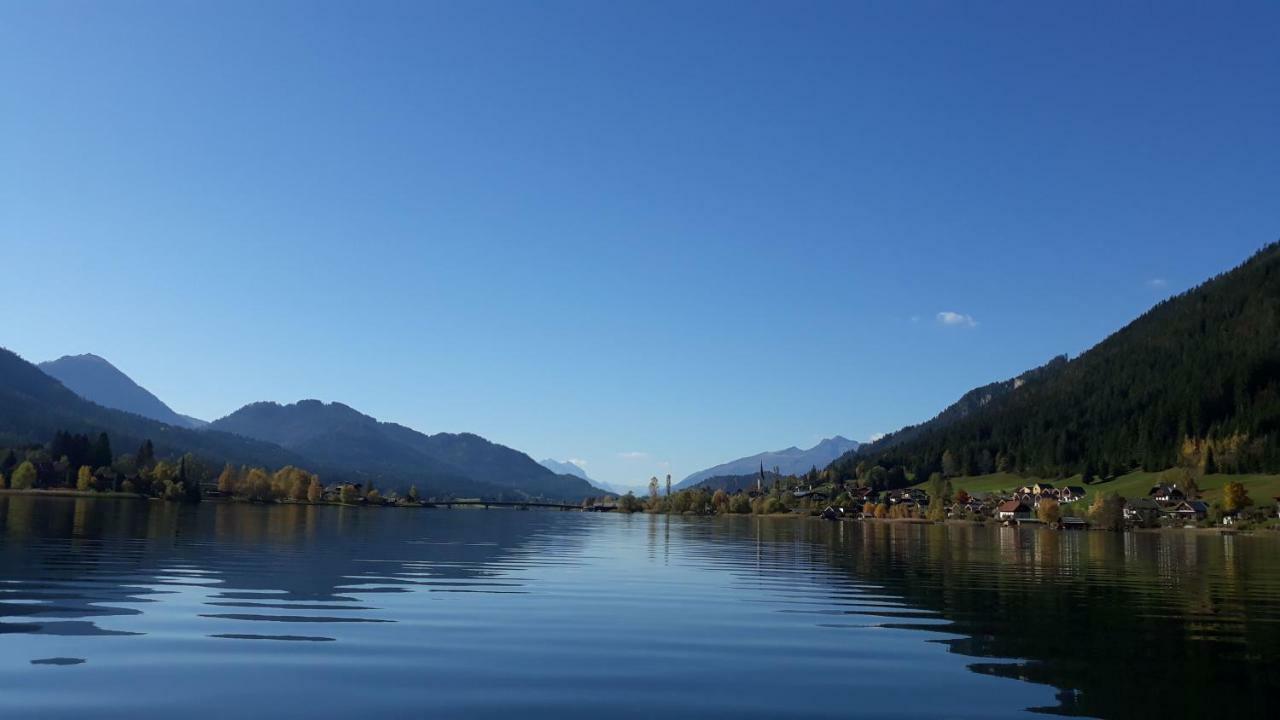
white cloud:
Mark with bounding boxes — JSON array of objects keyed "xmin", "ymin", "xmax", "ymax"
[
  {"xmin": 868, "ymin": 432, "xmax": 886, "ymax": 442},
  {"xmin": 936, "ymin": 311, "xmax": 977, "ymax": 328},
  {"xmin": 618, "ymin": 451, "xmax": 649, "ymax": 461},
  {"xmin": 1146, "ymin": 278, "xmax": 1168, "ymax": 289}
]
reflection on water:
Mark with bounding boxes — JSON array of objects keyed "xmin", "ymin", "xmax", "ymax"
[{"xmin": 0, "ymin": 496, "xmax": 1277, "ymax": 719}]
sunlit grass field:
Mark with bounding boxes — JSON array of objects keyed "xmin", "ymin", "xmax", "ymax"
[{"xmin": 915, "ymin": 470, "xmax": 1280, "ymax": 506}]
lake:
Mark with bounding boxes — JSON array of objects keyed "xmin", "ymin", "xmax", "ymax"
[{"xmin": 1, "ymin": 497, "xmax": 1277, "ymax": 719}]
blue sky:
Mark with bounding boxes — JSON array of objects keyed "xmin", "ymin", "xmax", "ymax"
[{"xmin": 3, "ymin": 1, "xmax": 1278, "ymax": 489}]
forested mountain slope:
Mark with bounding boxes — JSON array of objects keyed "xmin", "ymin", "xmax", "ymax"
[
  {"xmin": 210, "ymin": 400, "xmax": 603, "ymax": 500},
  {"xmin": 833, "ymin": 241, "xmax": 1280, "ymax": 483}
]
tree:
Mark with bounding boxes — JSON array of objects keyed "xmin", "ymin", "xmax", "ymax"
[
  {"xmin": 955, "ymin": 489, "xmax": 970, "ymax": 505},
  {"xmin": 1037, "ymin": 498, "xmax": 1061, "ymax": 524},
  {"xmin": 1081, "ymin": 461, "xmax": 1096, "ymax": 485},
  {"xmin": 1222, "ymin": 481, "xmax": 1253, "ymax": 513},
  {"xmin": 366, "ymin": 488, "xmax": 382, "ymax": 504},
  {"xmin": 10, "ymin": 461, "xmax": 36, "ymax": 490},
  {"xmin": 1202, "ymin": 447, "xmax": 1218, "ymax": 475},
  {"xmin": 407, "ymin": 485, "xmax": 419, "ymax": 502},
  {"xmin": 941, "ymin": 450, "xmax": 959, "ymax": 478},
  {"xmin": 1088, "ymin": 492, "xmax": 1124, "ymax": 531},
  {"xmin": 136, "ymin": 440, "xmax": 155, "ymax": 470},
  {"xmin": 244, "ymin": 468, "xmax": 273, "ymax": 502},
  {"xmin": 150, "ymin": 461, "xmax": 177, "ymax": 498},
  {"xmin": 711, "ymin": 489, "xmax": 729, "ymax": 513},
  {"xmin": 307, "ymin": 477, "xmax": 324, "ymax": 503},
  {"xmin": 618, "ymin": 492, "xmax": 643, "ymax": 513},
  {"xmin": 339, "ymin": 484, "xmax": 357, "ymax": 504},
  {"xmin": 91, "ymin": 432, "xmax": 113, "ymax": 469},
  {"xmin": 729, "ymin": 494, "xmax": 752, "ymax": 514},
  {"xmin": 874, "ymin": 503, "xmax": 888, "ymax": 518},
  {"xmin": 76, "ymin": 465, "xmax": 94, "ymax": 492},
  {"xmin": 0, "ymin": 471, "xmax": 5, "ymax": 489},
  {"xmin": 1183, "ymin": 474, "xmax": 1201, "ymax": 499},
  {"xmin": 927, "ymin": 500, "xmax": 947, "ymax": 522},
  {"xmin": 648, "ymin": 476, "xmax": 660, "ymax": 501},
  {"xmin": 216, "ymin": 464, "xmax": 238, "ymax": 494}
]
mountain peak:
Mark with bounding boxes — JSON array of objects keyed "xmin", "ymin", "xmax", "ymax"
[{"xmin": 38, "ymin": 353, "xmax": 205, "ymax": 429}]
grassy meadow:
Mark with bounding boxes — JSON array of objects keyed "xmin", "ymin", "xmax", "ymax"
[{"xmin": 915, "ymin": 469, "xmax": 1280, "ymax": 509}]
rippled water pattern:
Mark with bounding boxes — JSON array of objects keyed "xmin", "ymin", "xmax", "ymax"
[{"xmin": 1, "ymin": 498, "xmax": 1277, "ymax": 719}]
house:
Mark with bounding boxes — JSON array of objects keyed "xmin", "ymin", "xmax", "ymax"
[
  {"xmin": 1124, "ymin": 497, "xmax": 1162, "ymax": 524},
  {"xmin": 1169, "ymin": 500, "xmax": 1209, "ymax": 521},
  {"xmin": 1149, "ymin": 483, "xmax": 1185, "ymax": 504},
  {"xmin": 996, "ymin": 500, "xmax": 1031, "ymax": 521},
  {"xmin": 1060, "ymin": 486, "xmax": 1087, "ymax": 503},
  {"xmin": 1060, "ymin": 517, "xmax": 1088, "ymax": 530},
  {"xmin": 1032, "ymin": 483, "xmax": 1058, "ymax": 499}
]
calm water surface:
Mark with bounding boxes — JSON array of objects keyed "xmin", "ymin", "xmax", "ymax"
[{"xmin": 1, "ymin": 497, "xmax": 1277, "ymax": 719}]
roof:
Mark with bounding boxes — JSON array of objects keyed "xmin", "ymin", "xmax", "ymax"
[
  {"xmin": 1064, "ymin": 486, "xmax": 1086, "ymax": 494},
  {"xmin": 1127, "ymin": 497, "xmax": 1160, "ymax": 510},
  {"xmin": 1175, "ymin": 500, "xmax": 1209, "ymax": 513},
  {"xmin": 997, "ymin": 500, "xmax": 1028, "ymax": 512}
]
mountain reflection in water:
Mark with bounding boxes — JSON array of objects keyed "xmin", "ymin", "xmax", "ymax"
[{"xmin": 0, "ymin": 496, "xmax": 1276, "ymax": 719}]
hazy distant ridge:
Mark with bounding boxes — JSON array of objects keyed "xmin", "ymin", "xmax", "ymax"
[{"xmin": 676, "ymin": 436, "xmax": 860, "ymax": 490}]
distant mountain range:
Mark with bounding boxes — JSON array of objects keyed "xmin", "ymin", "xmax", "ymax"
[
  {"xmin": 675, "ymin": 436, "xmax": 860, "ymax": 491},
  {"xmin": 2, "ymin": 347, "xmax": 313, "ymax": 472},
  {"xmin": 210, "ymin": 401, "xmax": 604, "ymax": 500},
  {"xmin": 8, "ymin": 349, "xmax": 602, "ymax": 501},
  {"xmin": 537, "ymin": 458, "xmax": 635, "ymax": 496},
  {"xmin": 539, "ymin": 458, "xmax": 591, "ymax": 481},
  {"xmin": 39, "ymin": 354, "xmax": 207, "ymax": 429}
]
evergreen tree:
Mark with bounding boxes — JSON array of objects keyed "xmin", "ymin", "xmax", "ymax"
[
  {"xmin": 1202, "ymin": 447, "xmax": 1218, "ymax": 475},
  {"xmin": 92, "ymin": 432, "xmax": 112, "ymax": 469},
  {"xmin": 137, "ymin": 439, "xmax": 155, "ymax": 470}
]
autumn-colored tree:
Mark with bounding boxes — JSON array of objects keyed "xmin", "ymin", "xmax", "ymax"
[
  {"xmin": 1037, "ymin": 498, "xmax": 1061, "ymax": 524},
  {"xmin": 12, "ymin": 460, "xmax": 37, "ymax": 490},
  {"xmin": 339, "ymin": 484, "xmax": 357, "ymax": 504},
  {"xmin": 150, "ymin": 461, "xmax": 176, "ymax": 497},
  {"xmin": 874, "ymin": 503, "xmax": 888, "ymax": 519},
  {"xmin": 955, "ymin": 489, "xmax": 971, "ymax": 505},
  {"xmin": 307, "ymin": 477, "xmax": 323, "ymax": 503},
  {"xmin": 927, "ymin": 500, "xmax": 947, "ymax": 522},
  {"xmin": 863, "ymin": 501, "xmax": 876, "ymax": 516},
  {"xmin": 1222, "ymin": 481, "xmax": 1253, "ymax": 513},
  {"xmin": 366, "ymin": 488, "xmax": 382, "ymax": 504},
  {"xmin": 244, "ymin": 468, "xmax": 274, "ymax": 502},
  {"xmin": 216, "ymin": 464, "xmax": 238, "ymax": 494},
  {"xmin": 76, "ymin": 465, "xmax": 94, "ymax": 492},
  {"xmin": 711, "ymin": 489, "xmax": 729, "ymax": 513},
  {"xmin": 1088, "ymin": 492, "xmax": 1124, "ymax": 530}
]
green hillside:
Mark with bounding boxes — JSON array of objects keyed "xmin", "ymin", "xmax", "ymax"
[{"xmin": 837, "ymin": 241, "xmax": 1280, "ymax": 488}]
